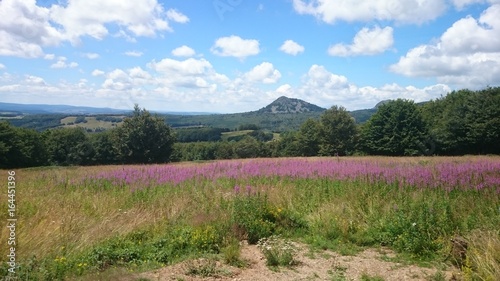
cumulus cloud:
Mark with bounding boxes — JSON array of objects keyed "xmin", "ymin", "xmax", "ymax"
[
  {"xmin": 171, "ymin": 45, "xmax": 196, "ymax": 57},
  {"xmin": 49, "ymin": 0, "xmax": 178, "ymax": 42},
  {"xmin": 0, "ymin": 0, "xmax": 62, "ymax": 58},
  {"xmin": 50, "ymin": 57, "xmax": 78, "ymax": 69},
  {"xmin": 0, "ymin": 64, "xmax": 5, "ymax": 70},
  {"xmin": 253, "ymin": 65, "xmax": 450, "ymax": 110},
  {"xmin": 292, "ymin": 0, "xmax": 447, "ymax": 24},
  {"xmin": 390, "ymin": 4, "xmax": 500, "ymax": 88},
  {"xmin": 124, "ymin": 51, "xmax": 144, "ymax": 57},
  {"xmin": 149, "ymin": 58, "xmax": 213, "ymax": 76},
  {"xmin": 211, "ymin": 35, "xmax": 260, "ymax": 59},
  {"xmin": 166, "ymin": 9, "xmax": 190, "ymax": 23},
  {"xmin": 451, "ymin": 0, "xmax": 500, "ymax": 9},
  {"xmin": 44, "ymin": 54, "xmax": 55, "ymax": 60},
  {"xmin": 83, "ymin": 53, "xmax": 99, "ymax": 59},
  {"xmin": 25, "ymin": 75, "xmax": 47, "ymax": 86},
  {"xmin": 328, "ymin": 26, "xmax": 394, "ymax": 56},
  {"xmin": 92, "ymin": 69, "xmax": 105, "ymax": 76},
  {"xmin": 0, "ymin": 0, "xmax": 188, "ymax": 58},
  {"xmin": 280, "ymin": 40, "xmax": 305, "ymax": 55},
  {"xmin": 244, "ymin": 62, "xmax": 282, "ymax": 84},
  {"xmin": 0, "ymin": 59, "xmax": 452, "ymax": 113}
]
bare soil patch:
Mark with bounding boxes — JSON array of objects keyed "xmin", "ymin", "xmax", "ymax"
[{"xmin": 136, "ymin": 241, "xmax": 461, "ymax": 281}]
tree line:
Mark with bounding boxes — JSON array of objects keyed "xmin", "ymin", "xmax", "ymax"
[{"xmin": 1, "ymin": 88, "xmax": 498, "ymax": 168}]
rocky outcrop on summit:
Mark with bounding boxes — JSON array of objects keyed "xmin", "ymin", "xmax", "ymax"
[{"xmin": 257, "ymin": 96, "xmax": 326, "ymax": 114}]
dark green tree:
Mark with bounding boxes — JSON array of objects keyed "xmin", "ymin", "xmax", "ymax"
[
  {"xmin": 422, "ymin": 88, "xmax": 500, "ymax": 155},
  {"xmin": 89, "ymin": 130, "xmax": 118, "ymax": 164},
  {"xmin": 0, "ymin": 122, "xmax": 15, "ymax": 167},
  {"xmin": 273, "ymin": 131, "xmax": 301, "ymax": 157},
  {"xmin": 113, "ymin": 105, "xmax": 175, "ymax": 163},
  {"xmin": 214, "ymin": 141, "xmax": 235, "ymax": 159},
  {"xmin": 233, "ymin": 136, "xmax": 262, "ymax": 159},
  {"xmin": 361, "ymin": 99, "xmax": 428, "ymax": 156},
  {"xmin": 318, "ymin": 106, "xmax": 358, "ymax": 156},
  {"xmin": 43, "ymin": 127, "xmax": 93, "ymax": 165},
  {"xmin": 297, "ymin": 118, "xmax": 321, "ymax": 156},
  {"xmin": 0, "ymin": 122, "xmax": 49, "ymax": 168}
]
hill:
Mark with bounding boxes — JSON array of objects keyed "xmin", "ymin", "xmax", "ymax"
[
  {"xmin": 256, "ymin": 96, "xmax": 326, "ymax": 114},
  {"xmin": 0, "ymin": 102, "xmax": 129, "ymax": 114}
]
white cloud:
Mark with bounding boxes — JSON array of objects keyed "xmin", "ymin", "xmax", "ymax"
[
  {"xmin": 166, "ymin": 9, "xmax": 189, "ymax": 23},
  {"xmin": 25, "ymin": 75, "xmax": 47, "ymax": 86},
  {"xmin": 92, "ymin": 69, "xmax": 105, "ymax": 76},
  {"xmin": 390, "ymin": 4, "xmax": 500, "ymax": 88},
  {"xmin": 124, "ymin": 51, "xmax": 144, "ymax": 57},
  {"xmin": 292, "ymin": 0, "xmax": 447, "ymax": 24},
  {"xmin": 0, "ymin": 0, "xmax": 62, "ymax": 58},
  {"xmin": 44, "ymin": 54, "xmax": 55, "ymax": 60},
  {"xmin": 211, "ymin": 35, "xmax": 260, "ymax": 59},
  {"xmin": 451, "ymin": 0, "xmax": 500, "ymax": 9},
  {"xmin": 83, "ymin": 53, "xmax": 99, "ymax": 59},
  {"xmin": 0, "ymin": 0, "xmax": 188, "ymax": 58},
  {"xmin": 244, "ymin": 62, "xmax": 282, "ymax": 84},
  {"xmin": 280, "ymin": 40, "xmax": 305, "ymax": 55},
  {"xmin": 50, "ymin": 57, "xmax": 79, "ymax": 69},
  {"xmin": 0, "ymin": 64, "xmax": 5, "ymax": 70},
  {"xmin": 283, "ymin": 65, "xmax": 451, "ymax": 110},
  {"xmin": 149, "ymin": 58, "xmax": 213, "ymax": 76},
  {"xmin": 49, "ymin": 0, "xmax": 179, "ymax": 42},
  {"xmin": 328, "ymin": 26, "xmax": 394, "ymax": 56},
  {"xmin": 171, "ymin": 45, "xmax": 196, "ymax": 57}
]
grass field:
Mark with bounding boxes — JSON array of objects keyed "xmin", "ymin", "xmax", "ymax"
[
  {"xmin": 1, "ymin": 156, "xmax": 499, "ymax": 280},
  {"xmin": 60, "ymin": 116, "xmax": 123, "ymax": 130}
]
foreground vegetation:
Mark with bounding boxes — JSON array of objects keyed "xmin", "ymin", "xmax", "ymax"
[{"xmin": 1, "ymin": 156, "xmax": 499, "ymax": 280}]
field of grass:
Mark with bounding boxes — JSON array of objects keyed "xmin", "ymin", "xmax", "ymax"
[
  {"xmin": 221, "ymin": 130, "xmax": 254, "ymax": 140},
  {"xmin": 1, "ymin": 156, "xmax": 499, "ymax": 280},
  {"xmin": 60, "ymin": 116, "xmax": 123, "ymax": 130}
]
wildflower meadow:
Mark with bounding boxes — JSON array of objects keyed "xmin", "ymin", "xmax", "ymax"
[{"xmin": 1, "ymin": 156, "xmax": 499, "ymax": 280}]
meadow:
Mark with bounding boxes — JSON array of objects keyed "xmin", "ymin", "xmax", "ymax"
[{"xmin": 1, "ymin": 156, "xmax": 499, "ymax": 280}]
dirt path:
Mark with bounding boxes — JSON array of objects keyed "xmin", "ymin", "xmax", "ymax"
[{"xmin": 136, "ymin": 241, "xmax": 461, "ymax": 281}]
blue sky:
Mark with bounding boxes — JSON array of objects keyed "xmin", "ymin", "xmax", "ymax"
[{"xmin": 1, "ymin": 0, "xmax": 499, "ymax": 113}]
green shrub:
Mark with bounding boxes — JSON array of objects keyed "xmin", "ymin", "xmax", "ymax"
[{"xmin": 232, "ymin": 189, "xmax": 276, "ymax": 244}]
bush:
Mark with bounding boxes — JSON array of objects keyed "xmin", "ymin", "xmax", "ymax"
[{"xmin": 232, "ymin": 187, "xmax": 276, "ymax": 244}]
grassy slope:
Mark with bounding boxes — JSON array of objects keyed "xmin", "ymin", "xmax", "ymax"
[{"xmin": 0, "ymin": 157, "xmax": 498, "ymax": 280}]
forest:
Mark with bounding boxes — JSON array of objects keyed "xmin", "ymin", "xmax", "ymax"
[{"xmin": 1, "ymin": 87, "xmax": 499, "ymax": 168}]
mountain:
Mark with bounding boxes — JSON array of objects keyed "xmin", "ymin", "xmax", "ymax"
[
  {"xmin": 0, "ymin": 102, "xmax": 130, "ymax": 114},
  {"xmin": 256, "ymin": 96, "xmax": 326, "ymax": 114},
  {"xmin": 0, "ymin": 102, "xmax": 213, "ymax": 115}
]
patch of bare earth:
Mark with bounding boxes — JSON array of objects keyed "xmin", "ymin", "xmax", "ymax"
[{"xmin": 136, "ymin": 241, "xmax": 461, "ymax": 281}]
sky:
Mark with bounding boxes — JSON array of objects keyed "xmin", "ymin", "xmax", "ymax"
[{"xmin": 0, "ymin": 0, "xmax": 500, "ymax": 113}]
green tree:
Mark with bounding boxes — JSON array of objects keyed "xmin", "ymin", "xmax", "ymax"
[
  {"xmin": 0, "ymin": 122, "xmax": 15, "ymax": 167},
  {"xmin": 361, "ymin": 99, "xmax": 428, "ymax": 156},
  {"xmin": 297, "ymin": 118, "xmax": 320, "ymax": 156},
  {"xmin": 422, "ymin": 88, "xmax": 500, "ymax": 155},
  {"xmin": 0, "ymin": 122, "xmax": 48, "ymax": 168},
  {"xmin": 233, "ymin": 136, "xmax": 262, "ymax": 159},
  {"xmin": 214, "ymin": 141, "xmax": 235, "ymax": 159},
  {"xmin": 278, "ymin": 131, "xmax": 302, "ymax": 157},
  {"xmin": 318, "ymin": 106, "xmax": 358, "ymax": 156},
  {"xmin": 89, "ymin": 130, "xmax": 118, "ymax": 164},
  {"xmin": 113, "ymin": 105, "xmax": 175, "ymax": 163},
  {"xmin": 43, "ymin": 127, "xmax": 93, "ymax": 165}
]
